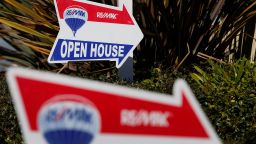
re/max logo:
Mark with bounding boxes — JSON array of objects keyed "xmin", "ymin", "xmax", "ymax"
[
  {"xmin": 66, "ymin": 9, "xmax": 86, "ymax": 17},
  {"xmin": 97, "ymin": 12, "xmax": 118, "ymax": 19},
  {"xmin": 45, "ymin": 108, "xmax": 92, "ymax": 123}
]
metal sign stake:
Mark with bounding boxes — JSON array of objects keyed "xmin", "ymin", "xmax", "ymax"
[{"xmin": 118, "ymin": 0, "xmax": 134, "ymax": 82}]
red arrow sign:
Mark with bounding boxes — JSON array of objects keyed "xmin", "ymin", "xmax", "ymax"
[
  {"xmin": 56, "ymin": 0, "xmax": 133, "ymax": 25},
  {"xmin": 7, "ymin": 68, "xmax": 221, "ymax": 144}
]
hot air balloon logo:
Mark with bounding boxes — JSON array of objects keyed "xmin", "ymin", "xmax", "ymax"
[
  {"xmin": 64, "ymin": 6, "xmax": 88, "ymax": 37},
  {"xmin": 38, "ymin": 95, "xmax": 100, "ymax": 144}
]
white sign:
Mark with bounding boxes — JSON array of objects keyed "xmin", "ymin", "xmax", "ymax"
[
  {"xmin": 48, "ymin": 0, "xmax": 143, "ymax": 68},
  {"xmin": 7, "ymin": 67, "xmax": 221, "ymax": 144}
]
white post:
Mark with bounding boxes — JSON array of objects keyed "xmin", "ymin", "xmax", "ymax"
[
  {"xmin": 118, "ymin": 0, "xmax": 134, "ymax": 82},
  {"xmin": 250, "ymin": 23, "xmax": 256, "ymax": 62}
]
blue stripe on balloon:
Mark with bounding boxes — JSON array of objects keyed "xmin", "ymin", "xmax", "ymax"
[
  {"xmin": 65, "ymin": 18, "xmax": 86, "ymax": 36},
  {"xmin": 44, "ymin": 130, "xmax": 94, "ymax": 144}
]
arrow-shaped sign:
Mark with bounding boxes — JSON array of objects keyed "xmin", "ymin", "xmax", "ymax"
[
  {"xmin": 7, "ymin": 67, "xmax": 221, "ymax": 144},
  {"xmin": 48, "ymin": 0, "xmax": 143, "ymax": 68}
]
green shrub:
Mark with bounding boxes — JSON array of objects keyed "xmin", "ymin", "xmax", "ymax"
[
  {"xmin": 191, "ymin": 58, "xmax": 256, "ymax": 143},
  {"xmin": 0, "ymin": 73, "xmax": 23, "ymax": 144}
]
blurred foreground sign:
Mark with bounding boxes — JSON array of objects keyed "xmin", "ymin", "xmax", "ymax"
[
  {"xmin": 48, "ymin": 0, "xmax": 143, "ymax": 68},
  {"xmin": 7, "ymin": 67, "xmax": 221, "ymax": 144}
]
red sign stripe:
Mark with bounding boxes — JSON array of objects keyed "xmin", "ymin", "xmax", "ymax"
[
  {"xmin": 56, "ymin": 0, "xmax": 134, "ymax": 25},
  {"xmin": 16, "ymin": 76, "xmax": 208, "ymax": 138}
]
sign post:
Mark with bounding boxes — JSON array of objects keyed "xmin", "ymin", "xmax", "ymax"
[
  {"xmin": 7, "ymin": 67, "xmax": 221, "ymax": 144},
  {"xmin": 117, "ymin": 0, "xmax": 134, "ymax": 82}
]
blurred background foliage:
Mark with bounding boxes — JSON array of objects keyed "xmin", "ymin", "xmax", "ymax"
[
  {"xmin": 0, "ymin": 0, "xmax": 256, "ymax": 143},
  {"xmin": 0, "ymin": 0, "xmax": 57, "ymax": 68},
  {"xmin": 0, "ymin": 0, "xmax": 255, "ymax": 72},
  {"xmin": 133, "ymin": 0, "xmax": 256, "ymax": 73}
]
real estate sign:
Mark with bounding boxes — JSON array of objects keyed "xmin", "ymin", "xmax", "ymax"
[
  {"xmin": 48, "ymin": 0, "xmax": 143, "ymax": 68},
  {"xmin": 7, "ymin": 67, "xmax": 221, "ymax": 144}
]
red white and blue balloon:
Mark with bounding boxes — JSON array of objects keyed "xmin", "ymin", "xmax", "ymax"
[
  {"xmin": 38, "ymin": 96, "xmax": 100, "ymax": 144},
  {"xmin": 64, "ymin": 6, "xmax": 88, "ymax": 36}
]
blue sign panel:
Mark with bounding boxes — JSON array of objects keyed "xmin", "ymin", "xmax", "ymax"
[{"xmin": 50, "ymin": 39, "xmax": 133, "ymax": 66}]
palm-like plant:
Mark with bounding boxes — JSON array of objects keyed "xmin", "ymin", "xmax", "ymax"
[
  {"xmin": 0, "ymin": 0, "xmax": 58, "ymax": 69},
  {"xmin": 134, "ymin": 0, "xmax": 256, "ymax": 69}
]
